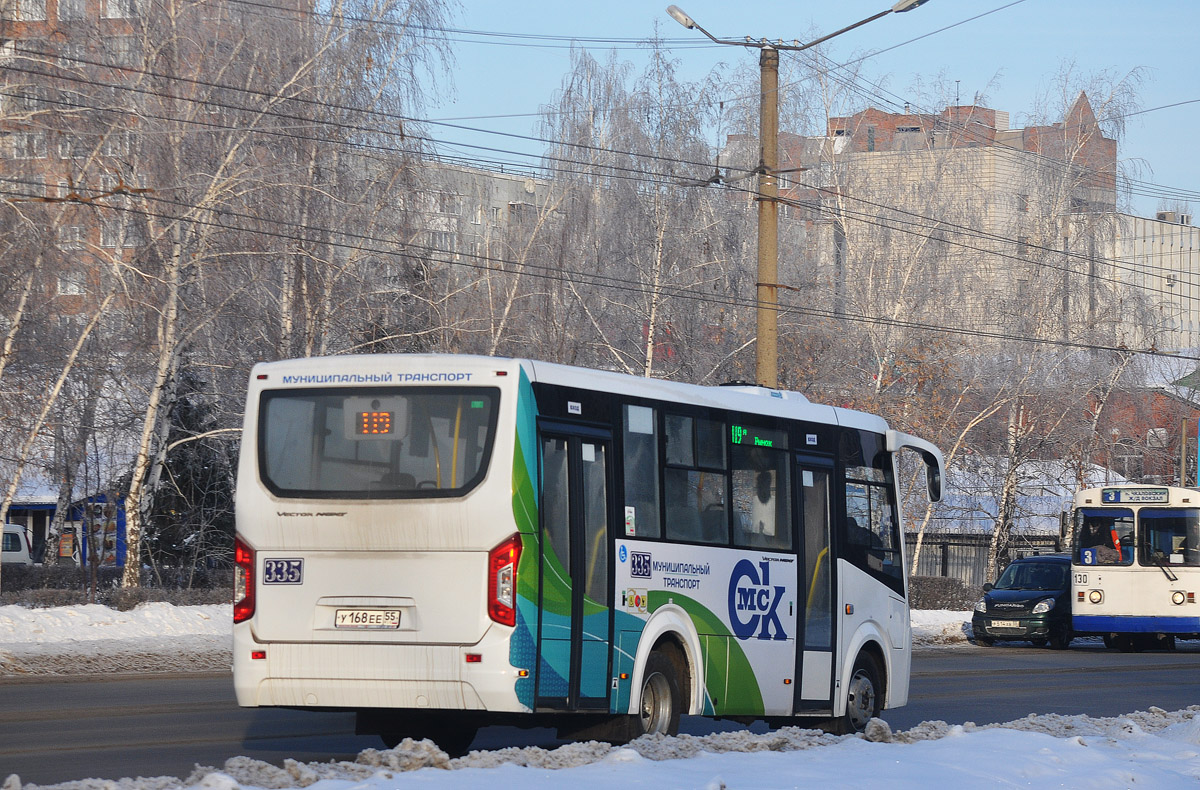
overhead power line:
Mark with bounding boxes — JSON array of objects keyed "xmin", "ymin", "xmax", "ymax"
[
  {"xmin": 3, "ymin": 169, "xmax": 1197, "ymax": 364},
  {"xmin": 5, "ymin": 34, "xmax": 1200, "ymax": 330}
]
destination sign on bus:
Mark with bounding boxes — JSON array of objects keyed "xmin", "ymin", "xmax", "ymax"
[
  {"xmin": 1101, "ymin": 487, "xmax": 1169, "ymax": 504},
  {"xmin": 730, "ymin": 424, "xmax": 788, "ymax": 449},
  {"xmin": 356, "ymin": 411, "xmax": 394, "ymax": 435},
  {"xmin": 343, "ymin": 395, "xmax": 408, "ymax": 440}
]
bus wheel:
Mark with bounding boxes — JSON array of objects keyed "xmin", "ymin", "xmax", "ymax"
[
  {"xmin": 837, "ymin": 652, "xmax": 882, "ymax": 734},
  {"xmin": 635, "ymin": 650, "xmax": 683, "ymax": 737},
  {"xmin": 1115, "ymin": 635, "xmax": 1142, "ymax": 653}
]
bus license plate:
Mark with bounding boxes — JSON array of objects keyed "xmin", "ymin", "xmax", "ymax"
[
  {"xmin": 335, "ymin": 609, "xmax": 401, "ymax": 629},
  {"xmin": 990, "ymin": 619, "xmax": 1019, "ymax": 629}
]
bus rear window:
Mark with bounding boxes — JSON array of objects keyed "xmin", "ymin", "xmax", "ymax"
[{"xmin": 259, "ymin": 387, "xmax": 499, "ymax": 498}]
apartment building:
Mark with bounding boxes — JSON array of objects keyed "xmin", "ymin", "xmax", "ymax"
[
  {"xmin": 722, "ymin": 93, "xmax": 1200, "ymax": 352},
  {"xmin": 1114, "ymin": 211, "xmax": 1200, "ymax": 353}
]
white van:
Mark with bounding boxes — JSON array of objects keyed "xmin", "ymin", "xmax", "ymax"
[{"xmin": 2, "ymin": 524, "xmax": 33, "ymax": 566}]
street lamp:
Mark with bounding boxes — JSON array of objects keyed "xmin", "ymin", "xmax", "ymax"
[{"xmin": 667, "ymin": 1, "xmax": 932, "ymax": 389}]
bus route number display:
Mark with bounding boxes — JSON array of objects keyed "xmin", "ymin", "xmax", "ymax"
[
  {"xmin": 1101, "ymin": 487, "xmax": 1169, "ymax": 504},
  {"xmin": 356, "ymin": 410, "xmax": 393, "ymax": 435},
  {"xmin": 343, "ymin": 396, "xmax": 407, "ymax": 440},
  {"xmin": 730, "ymin": 424, "xmax": 788, "ymax": 450}
]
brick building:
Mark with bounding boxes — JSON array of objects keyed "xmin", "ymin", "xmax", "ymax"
[{"xmin": 719, "ymin": 94, "xmax": 1200, "ymax": 353}]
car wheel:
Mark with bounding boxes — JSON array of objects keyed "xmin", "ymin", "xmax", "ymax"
[
  {"xmin": 975, "ymin": 635, "xmax": 995, "ymax": 647},
  {"xmin": 1030, "ymin": 638, "xmax": 1048, "ymax": 648},
  {"xmin": 1048, "ymin": 629, "xmax": 1073, "ymax": 650},
  {"xmin": 634, "ymin": 649, "xmax": 683, "ymax": 737}
]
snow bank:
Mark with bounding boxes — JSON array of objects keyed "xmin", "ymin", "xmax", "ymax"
[
  {"xmin": 4, "ymin": 604, "xmax": 1200, "ymax": 790},
  {"xmin": 910, "ymin": 609, "xmax": 971, "ymax": 645},
  {"xmin": 10, "ymin": 708, "xmax": 1200, "ymax": 790},
  {"xmin": 0, "ymin": 603, "xmax": 231, "ymax": 675}
]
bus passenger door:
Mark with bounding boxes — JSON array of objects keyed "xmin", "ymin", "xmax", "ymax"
[
  {"xmin": 536, "ymin": 425, "xmax": 612, "ymax": 711},
  {"xmin": 795, "ymin": 455, "xmax": 835, "ymax": 711}
]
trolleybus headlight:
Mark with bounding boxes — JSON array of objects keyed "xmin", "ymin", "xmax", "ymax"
[
  {"xmin": 973, "ymin": 598, "xmax": 987, "ymax": 613},
  {"xmin": 1032, "ymin": 598, "xmax": 1055, "ymax": 614},
  {"xmin": 1088, "ymin": 589, "xmax": 1103, "ymax": 604},
  {"xmin": 1172, "ymin": 591, "xmax": 1187, "ymax": 606}
]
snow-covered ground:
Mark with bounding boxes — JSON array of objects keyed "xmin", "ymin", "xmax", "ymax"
[
  {"xmin": 0, "ymin": 602, "xmax": 231, "ymax": 675},
  {"xmin": 3, "ymin": 603, "xmax": 1200, "ymax": 789}
]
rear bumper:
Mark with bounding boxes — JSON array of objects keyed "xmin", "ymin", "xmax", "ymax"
[{"xmin": 233, "ymin": 623, "xmax": 529, "ymax": 713}]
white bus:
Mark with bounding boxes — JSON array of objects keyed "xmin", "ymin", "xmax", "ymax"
[
  {"xmin": 1072, "ymin": 484, "xmax": 1200, "ymax": 651},
  {"xmin": 232, "ymin": 354, "xmax": 944, "ymax": 752}
]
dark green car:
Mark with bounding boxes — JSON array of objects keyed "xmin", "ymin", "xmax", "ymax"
[{"xmin": 971, "ymin": 554, "xmax": 1073, "ymax": 649}]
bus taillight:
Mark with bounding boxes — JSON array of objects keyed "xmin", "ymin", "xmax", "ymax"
[
  {"xmin": 488, "ymin": 534, "xmax": 522, "ymax": 627},
  {"xmin": 234, "ymin": 535, "xmax": 256, "ymax": 624}
]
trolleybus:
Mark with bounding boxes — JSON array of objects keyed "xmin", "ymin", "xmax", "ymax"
[
  {"xmin": 1072, "ymin": 484, "xmax": 1200, "ymax": 651},
  {"xmin": 232, "ymin": 354, "xmax": 944, "ymax": 751}
]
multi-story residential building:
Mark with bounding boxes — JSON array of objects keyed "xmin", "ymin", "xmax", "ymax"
[
  {"xmin": 2, "ymin": 0, "xmax": 149, "ymax": 313},
  {"xmin": 811, "ymin": 95, "xmax": 1127, "ymax": 342},
  {"xmin": 419, "ymin": 161, "xmax": 553, "ymax": 263},
  {"xmin": 1114, "ymin": 211, "xmax": 1200, "ymax": 353},
  {"xmin": 719, "ymin": 93, "xmax": 1200, "ymax": 353}
]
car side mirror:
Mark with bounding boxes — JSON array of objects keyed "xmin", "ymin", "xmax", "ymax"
[{"xmin": 982, "ymin": 583, "xmax": 993, "ymax": 592}]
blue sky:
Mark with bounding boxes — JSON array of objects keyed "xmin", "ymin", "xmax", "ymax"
[{"xmin": 430, "ymin": 0, "xmax": 1199, "ymax": 218}]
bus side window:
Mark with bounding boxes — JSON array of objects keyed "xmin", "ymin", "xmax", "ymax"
[
  {"xmin": 841, "ymin": 430, "xmax": 902, "ymax": 589},
  {"xmin": 623, "ymin": 405, "xmax": 661, "ymax": 539},
  {"xmin": 844, "ymin": 482, "xmax": 901, "ymax": 582},
  {"xmin": 662, "ymin": 412, "xmax": 728, "ymax": 544},
  {"xmin": 732, "ymin": 445, "xmax": 791, "ymax": 551}
]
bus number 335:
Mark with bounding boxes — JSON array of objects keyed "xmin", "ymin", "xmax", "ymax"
[{"xmin": 263, "ymin": 558, "xmax": 304, "ymax": 584}]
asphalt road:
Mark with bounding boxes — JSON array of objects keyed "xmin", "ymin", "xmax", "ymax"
[{"xmin": 6, "ymin": 641, "xmax": 1200, "ymax": 785}]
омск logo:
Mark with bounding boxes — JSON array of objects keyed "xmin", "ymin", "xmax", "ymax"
[{"xmin": 728, "ymin": 559, "xmax": 787, "ymax": 640}]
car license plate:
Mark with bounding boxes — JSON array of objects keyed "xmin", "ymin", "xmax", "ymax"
[
  {"xmin": 335, "ymin": 609, "xmax": 401, "ymax": 629},
  {"xmin": 990, "ymin": 619, "xmax": 1019, "ymax": 629}
]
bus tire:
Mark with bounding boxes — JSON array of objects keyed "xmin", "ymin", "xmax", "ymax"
[
  {"xmin": 1116, "ymin": 635, "xmax": 1141, "ymax": 653},
  {"xmin": 833, "ymin": 652, "xmax": 882, "ymax": 734},
  {"xmin": 634, "ymin": 650, "xmax": 683, "ymax": 737}
]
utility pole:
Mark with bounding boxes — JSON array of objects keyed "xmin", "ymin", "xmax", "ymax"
[
  {"xmin": 757, "ymin": 46, "xmax": 780, "ymax": 388},
  {"xmin": 666, "ymin": 1, "xmax": 933, "ymax": 389}
]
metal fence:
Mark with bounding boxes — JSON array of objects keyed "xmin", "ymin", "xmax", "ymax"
[{"xmin": 905, "ymin": 531, "xmax": 1064, "ymax": 588}]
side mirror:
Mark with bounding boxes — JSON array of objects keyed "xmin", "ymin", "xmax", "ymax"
[{"xmin": 982, "ymin": 583, "xmax": 994, "ymax": 592}]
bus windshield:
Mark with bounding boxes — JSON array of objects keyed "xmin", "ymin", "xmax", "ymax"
[
  {"xmin": 1074, "ymin": 508, "xmax": 1134, "ymax": 566},
  {"xmin": 259, "ymin": 387, "xmax": 499, "ymax": 498},
  {"xmin": 1139, "ymin": 508, "xmax": 1200, "ymax": 566}
]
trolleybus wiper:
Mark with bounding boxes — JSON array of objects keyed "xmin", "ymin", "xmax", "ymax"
[{"xmin": 1153, "ymin": 555, "xmax": 1179, "ymax": 582}]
